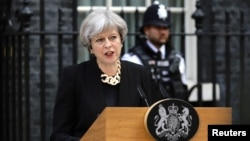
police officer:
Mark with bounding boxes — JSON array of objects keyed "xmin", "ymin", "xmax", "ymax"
[{"xmin": 122, "ymin": 1, "xmax": 188, "ymax": 103}]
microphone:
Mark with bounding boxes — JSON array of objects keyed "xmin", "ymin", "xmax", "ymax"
[
  {"xmin": 137, "ymin": 84, "xmax": 150, "ymax": 107},
  {"xmin": 158, "ymin": 83, "xmax": 171, "ymax": 99}
]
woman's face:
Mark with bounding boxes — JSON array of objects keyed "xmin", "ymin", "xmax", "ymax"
[{"xmin": 90, "ymin": 29, "xmax": 122, "ymax": 65}]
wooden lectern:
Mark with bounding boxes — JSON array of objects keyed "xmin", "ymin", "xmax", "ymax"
[{"xmin": 81, "ymin": 107, "xmax": 232, "ymax": 141}]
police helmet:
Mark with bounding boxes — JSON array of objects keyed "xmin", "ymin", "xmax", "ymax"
[{"xmin": 142, "ymin": 1, "xmax": 171, "ymax": 28}]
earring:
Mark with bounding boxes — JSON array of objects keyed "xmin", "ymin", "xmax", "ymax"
[{"xmin": 89, "ymin": 49, "xmax": 93, "ymax": 54}]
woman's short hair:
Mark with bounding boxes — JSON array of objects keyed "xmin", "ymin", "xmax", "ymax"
[{"xmin": 79, "ymin": 10, "xmax": 128, "ymax": 48}]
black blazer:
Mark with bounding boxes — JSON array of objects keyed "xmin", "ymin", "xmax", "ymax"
[{"xmin": 50, "ymin": 58, "xmax": 152, "ymax": 141}]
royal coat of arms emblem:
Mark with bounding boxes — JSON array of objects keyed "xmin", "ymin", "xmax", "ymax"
[{"xmin": 144, "ymin": 98, "xmax": 199, "ymax": 141}]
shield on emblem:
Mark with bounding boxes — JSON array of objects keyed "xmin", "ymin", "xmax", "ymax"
[{"xmin": 167, "ymin": 114, "xmax": 180, "ymax": 134}]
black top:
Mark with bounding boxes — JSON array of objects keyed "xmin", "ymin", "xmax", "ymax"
[
  {"xmin": 50, "ymin": 58, "xmax": 152, "ymax": 141},
  {"xmin": 102, "ymin": 82, "xmax": 119, "ymax": 106}
]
